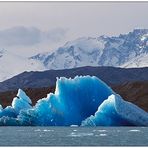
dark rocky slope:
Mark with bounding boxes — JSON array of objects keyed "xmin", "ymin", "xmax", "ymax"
[{"xmin": 0, "ymin": 66, "xmax": 148, "ymax": 92}]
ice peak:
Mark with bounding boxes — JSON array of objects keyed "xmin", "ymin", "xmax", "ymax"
[{"xmin": 17, "ymin": 89, "xmax": 32, "ymax": 104}]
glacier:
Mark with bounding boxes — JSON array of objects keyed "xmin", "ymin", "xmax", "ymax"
[{"xmin": 0, "ymin": 76, "xmax": 148, "ymax": 126}]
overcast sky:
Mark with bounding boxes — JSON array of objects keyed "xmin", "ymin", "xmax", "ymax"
[{"xmin": 0, "ymin": 1, "xmax": 147, "ymax": 55}]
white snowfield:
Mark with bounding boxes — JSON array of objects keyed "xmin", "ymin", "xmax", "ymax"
[
  {"xmin": 0, "ymin": 49, "xmax": 45, "ymax": 82},
  {"xmin": 0, "ymin": 29, "xmax": 147, "ymax": 82},
  {"xmin": 122, "ymin": 53, "xmax": 148, "ymax": 68}
]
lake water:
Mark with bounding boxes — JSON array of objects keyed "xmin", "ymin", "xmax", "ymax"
[{"xmin": 0, "ymin": 126, "xmax": 147, "ymax": 146}]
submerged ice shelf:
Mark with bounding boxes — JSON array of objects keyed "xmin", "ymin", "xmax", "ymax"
[{"xmin": 0, "ymin": 76, "xmax": 148, "ymax": 126}]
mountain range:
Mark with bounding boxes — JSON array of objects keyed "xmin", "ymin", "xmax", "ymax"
[
  {"xmin": 31, "ymin": 29, "xmax": 148, "ymax": 69},
  {"xmin": 0, "ymin": 28, "xmax": 147, "ymax": 82}
]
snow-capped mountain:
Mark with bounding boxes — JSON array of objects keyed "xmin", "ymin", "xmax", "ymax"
[
  {"xmin": 0, "ymin": 49, "xmax": 45, "ymax": 82},
  {"xmin": 0, "ymin": 29, "xmax": 147, "ymax": 82},
  {"xmin": 30, "ymin": 29, "xmax": 148, "ymax": 70}
]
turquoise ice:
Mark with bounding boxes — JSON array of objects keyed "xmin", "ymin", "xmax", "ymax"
[{"xmin": 0, "ymin": 76, "xmax": 147, "ymax": 126}]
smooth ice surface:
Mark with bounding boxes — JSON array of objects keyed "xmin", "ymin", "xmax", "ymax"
[
  {"xmin": 82, "ymin": 94, "xmax": 148, "ymax": 126},
  {"xmin": 0, "ymin": 76, "xmax": 148, "ymax": 126}
]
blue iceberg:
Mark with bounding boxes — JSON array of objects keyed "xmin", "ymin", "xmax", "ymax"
[
  {"xmin": 18, "ymin": 76, "xmax": 113, "ymax": 126},
  {"xmin": 0, "ymin": 76, "xmax": 147, "ymax": 126},
  {"xmin": 81, "ymin": 94, "xmax": 148, "ymax": 126}
]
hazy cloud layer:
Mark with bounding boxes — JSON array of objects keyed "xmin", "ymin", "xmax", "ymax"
[
  {"xmin": 45, "ymin": 28, "xmax": 68, "ymax": 43},
  {"xmin": 0, "ymin": 2, "xmax": 147, "ymax": 55},
  {"xmin": 0, "ymin": 26, "xmax": 68, "ymax": 47},
  {"xmin": 0, "ymin": 2, "xmax": 147, "ymax": 38}
]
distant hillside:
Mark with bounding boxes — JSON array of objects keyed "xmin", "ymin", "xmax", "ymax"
[{"xmin": 0, "ymin": 66, "xmax": 148, "ymax": 92}]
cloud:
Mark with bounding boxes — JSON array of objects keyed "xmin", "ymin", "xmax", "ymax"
[
  {"xmin": 0, "ymin": 26, "xmax": 68, "ymax": 47},
  {"xmin": 0, "ymin": 26, "xmax": 41, "ymax": 46},
  {"xmin": 45, "ymin": 28, "xmax": 68, "ymax": 43}
]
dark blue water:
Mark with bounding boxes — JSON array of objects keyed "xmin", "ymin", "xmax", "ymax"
[{"xmin": 0, "ymin": 126, "xmax": 147, "ymax": 146}]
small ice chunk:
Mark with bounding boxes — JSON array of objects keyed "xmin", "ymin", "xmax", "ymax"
[
  {"xmin": 129, "ymin": 129, "xmax": 140, "ymax": 132},
  {"xmin": 99, "ymin": 133, "xmax": 107, "ymax": 136}
]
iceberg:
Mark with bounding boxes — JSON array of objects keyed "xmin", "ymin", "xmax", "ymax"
[
  {"xmin": 12, "ymin": 89, "xmax": 32, "ymax": 114},
  {"xmin": 0, "ymin": 89, "xmax": 32, "ymax": 125},
  {"xmin": 0, "ymin": 76, "xmax": 147, "ymax": 126},
  {"xmin": 81, "ymin": 94, "xmax": 148, "ymax": 126},
  {"xmin": 0, "ymin": 116, "xmax": 20, "ymax": 126},
  {"xmin": 18, "ymin": 76, "xmax": 114, "ymax": 126},
  {"xmin": 0, "ymin": 106, "xmax": 17, "ymax": 118}
]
